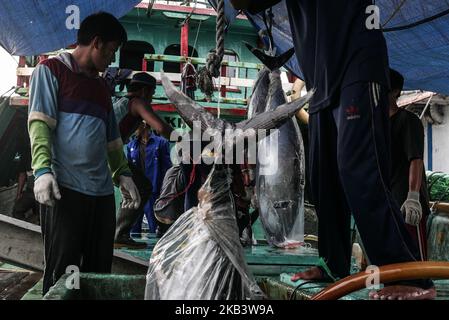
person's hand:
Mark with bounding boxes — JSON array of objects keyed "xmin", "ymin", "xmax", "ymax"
[
  {"xmin": 34, "ymin": 173, "xmax": 61, "ymax": 206},
  {"xmin": 119, "ymin": 175, "xmax": 141, "ymax": 209},
  {"xmin": 400, "ymin": 191, "xmax": 422, "ymax": 226}
]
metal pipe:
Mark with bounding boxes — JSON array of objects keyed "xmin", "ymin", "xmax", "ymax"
[
  {"xmin": 311, "ymin": 261, "xmax": 449, "ymax": 300},
  {"xmin": 419, "ymin": 94, "xmax": 434, "ymax": 120}
]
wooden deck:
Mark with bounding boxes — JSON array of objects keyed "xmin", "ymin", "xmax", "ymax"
[
  {"xmin": 0, "ymin": 261, "xmax": 42, "ymax": 300},
  {"xmin": 114, "ymin": 233, "xmax": 321, "ymax": 277}
]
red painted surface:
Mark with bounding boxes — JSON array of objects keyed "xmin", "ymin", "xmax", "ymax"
[
  {"xmin": 142, "ymin": 58, "xmax": 147, "ymax": 72},
  {"xmin": 135, "ymin": 3, "xmax": 247, "ymax": 20},
  {"xmin": 220, "ymin": 65, "xmax": 227, "ymax": 98},
  {"xmin": 180, "ymin": 21, "xmax": 189, "ymax": 73}
]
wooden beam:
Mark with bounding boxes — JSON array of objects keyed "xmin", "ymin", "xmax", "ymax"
[
  {"xmin": 0, "ymin": 214, "xmax": 44, "ymax": 271},
  {"xmin": 16, "ymin": 68, "xmax": 294, "ymax": 91},
  {"xmin": 145, "ymin": 53, "xmax": 264, "ymax": 70}
]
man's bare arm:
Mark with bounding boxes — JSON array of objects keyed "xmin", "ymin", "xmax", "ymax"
[
  {"xmin": 131, "ymin": 98, "xmax": 174, "ymax": 140},
  {"xmin": 409, "ymin": 159, "xmax": 423, "ymax": 193},
  {"xmin": 16, "ymin": 172, "xmax": 27, "ymax": 199}
]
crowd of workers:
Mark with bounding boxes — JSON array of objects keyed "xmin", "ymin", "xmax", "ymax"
[{"xmin": 8, "ymin": 0, "xmax": 437, "ymax": 300}]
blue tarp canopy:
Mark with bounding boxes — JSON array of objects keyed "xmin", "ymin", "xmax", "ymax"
[
  {"xmin": 0, "ymin": 0, "xmax": 140, "ymax": 56},
  {"xmin": 209, "ymin": 0, "xmax": 449, "ymax": 96}
]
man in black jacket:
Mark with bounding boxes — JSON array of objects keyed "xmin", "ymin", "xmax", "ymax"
[{"xmin": 231, "ymin": 0, "xmax": 435, "ymax": 299}]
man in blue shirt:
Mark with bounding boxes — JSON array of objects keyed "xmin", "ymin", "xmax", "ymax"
[
  {"xmin": 232, "ymin": 0, "xmax": 435, "ymax": 299},
  {"xmin": 115, "ymin": 123, "xmax": 172, "ymax": 244}
]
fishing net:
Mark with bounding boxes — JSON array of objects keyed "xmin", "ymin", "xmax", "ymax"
[
  {"xmin": 145, "ymin": 165, "xmax": 264, "ymax": 300},
  {"xmin": 427, "ymin": 171, "xmax": 449, "ymax": 202}
]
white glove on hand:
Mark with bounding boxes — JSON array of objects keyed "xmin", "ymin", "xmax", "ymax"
[
  {"xmin": 400, "ymin": 191, "xmax": 422, "ymax": 226},
  {"xmin": 34, "ymin": 173, "xmax": 61, "ymax": 207},
  {"xmin": 119, "ymin": 175, "xmax": 141, "ymax": 210}
]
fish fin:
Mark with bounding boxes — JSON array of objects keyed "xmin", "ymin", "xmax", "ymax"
[
  {"xmin": 160, "ymin": 71, "xmax": 225, "ymax": 132},
  {"xmin": 237, "ymin": 89, "xmax": 314, "ymax": 132},
  {"xmin": 244, "ymin": 42, "xmax": 295, "ymax": 71}
]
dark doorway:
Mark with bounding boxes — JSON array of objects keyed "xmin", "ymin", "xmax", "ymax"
[
  {"xmin": 120, "ymin": 40, "xmax": 155, "ymax": 71},
  {"xmin": 163, "ymin": 44, "xmax": 198, "ymax": 73}
]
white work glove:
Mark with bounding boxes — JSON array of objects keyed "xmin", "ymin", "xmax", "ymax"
[
  {"xmin": 400, "ymin": 191, "xmax": 422, "ymax": 226},
  {"xmin": 33, "ymin": 173, "xmax": 61, "ymax": 207},
  {"xmin": 119, "ymin": 175, "xmax": 141, "ymax": 210}
]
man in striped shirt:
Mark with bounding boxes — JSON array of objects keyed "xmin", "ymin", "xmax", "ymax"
[{"xmin": 28, "ymin": 12, "xmax": 140, "ymax": 295}]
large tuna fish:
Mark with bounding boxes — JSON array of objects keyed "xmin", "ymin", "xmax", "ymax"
[
  {"xmin": 247, "ymin": 67, "xmax": 270, "ymax": 119},
  {"xmin": 249, "ymin": 45, "xmax": 307, "ymax": 248},
  {"xmin": 144, "ymin": 72, "xmax": 313, "ymax": 300}
]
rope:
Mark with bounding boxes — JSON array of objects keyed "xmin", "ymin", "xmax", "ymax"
[
  {"xmin": 214, "ymin": 0, "xmax": 225, "ymax": 67},
  {"xmin": 382, "ymin": 0, "xmax": 407, "ymax": 29},
  {"xmin": 192, "ymin": 20, "xmax": 202, "ymax": 52},
  {"xmin": 0, "ymin": 86, "xmax": 15, "ymax": 98},
  {"xmin": 180, "ymin": 0, "xmax": 198, "ymax": 26},
  {"xmin": 384, "ymin": 8, "xmax": 449, "ymax": 32},
  {"xmin": 197, "ymin": 0, "xmax": 225, "ymax": 101}
]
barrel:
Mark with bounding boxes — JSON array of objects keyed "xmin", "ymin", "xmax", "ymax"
[{"xmin": 427, "ymin": 207, "xmax": 449, "ymax": 261}]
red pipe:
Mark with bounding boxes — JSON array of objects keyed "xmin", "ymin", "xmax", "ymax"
[
  {"xmin": 180, "ymin": 21, "xmax": 189, "ymax": 73},
  {"xmin": 311, "ymin": 261, "xmax": 449, "ymax": 300}
]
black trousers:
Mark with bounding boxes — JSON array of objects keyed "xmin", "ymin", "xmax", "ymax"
[
  {"xmin": 115, "ymin": 168, "xmax": 152, "ymax": 240},
  {"xmin": 309, "ymin": 82, "xmax": 433, "ymax": 289},
  {"xmin": 40, "ymin": 186, "xmax": 115, "ymax": 295},
  {"xmin": 115, "ymin": 188, "xmax": 151, "ymax": 241}
]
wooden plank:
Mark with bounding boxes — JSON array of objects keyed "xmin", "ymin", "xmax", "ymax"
[
  {"xmin": 16, "ymin": 68, "xmax": 294, "ymax": 92},
  {"xmin": 16, "ymin": 68, "xmax": 258, "ymax": 88},
  {"xmin": 145, "ymin": 54, "xmax": 264, "ymax": 70},
  {"xmin": 113, "ymin": 241, "xmax": 320, "ymax": 270},
  {"xmin": 0, "ymin": 214, "xmax": 41, "ymax": 233},
  {"xmin": 0, "ymin": 270, "xmax": 29, "ymax": 299},
  {"xmin": 0, "ymin": 214, "xmax": 44, "ymax": 271},
  {"xmin": 1, "ymin": 271, "xmax": 42, "ymax": 300}
]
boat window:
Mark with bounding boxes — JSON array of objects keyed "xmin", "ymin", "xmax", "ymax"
[
  {"xmin": 223, "ymin": 50, "xmax": 239, "ymax": 79},
  {"xmin": 163, "ymin": 44, "xmax": 198, "ymax": 73},
  {"xmin": 119, "ymin": 40, "xmax": 155, "ymax": 71}
]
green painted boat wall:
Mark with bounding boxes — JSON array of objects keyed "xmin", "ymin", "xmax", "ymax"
[
  {"xmin": 38, "ymin": 274, "xmax": 295, "ymax": 300},
  {"xmin": 117, "ymin": 8, "xmax": 261, "ymax": 106},
  {"xmin": 24, "ymin": 272, "xmax": 449, "ymax": 300}
]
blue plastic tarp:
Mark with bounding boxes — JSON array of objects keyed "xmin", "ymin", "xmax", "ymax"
[
  {"xmin": 210, "ymin": 0, "xmax": 449, "ymax": 96},
  {"xmin": 0, "ymin": 0, "xmax": 141, "ymax": 56}
]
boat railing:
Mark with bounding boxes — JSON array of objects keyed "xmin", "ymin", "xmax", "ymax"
[{"xmin": 12, "ymin": 52, "xmax": 296, "ymax": 110}]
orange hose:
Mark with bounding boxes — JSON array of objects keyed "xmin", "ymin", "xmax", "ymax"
[{"xmin": 311, "ymin": 261, "xmax": 449, "ymax": 300}]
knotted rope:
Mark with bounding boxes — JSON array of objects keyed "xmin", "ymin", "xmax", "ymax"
[{"xmin": 197, "ymin": 0, "xmax": 225, "ymax": 101}]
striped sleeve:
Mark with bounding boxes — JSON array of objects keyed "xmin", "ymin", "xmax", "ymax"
[{"xmin": 28, "ymin": 64, "xmax": 59, "ymax": 129}]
